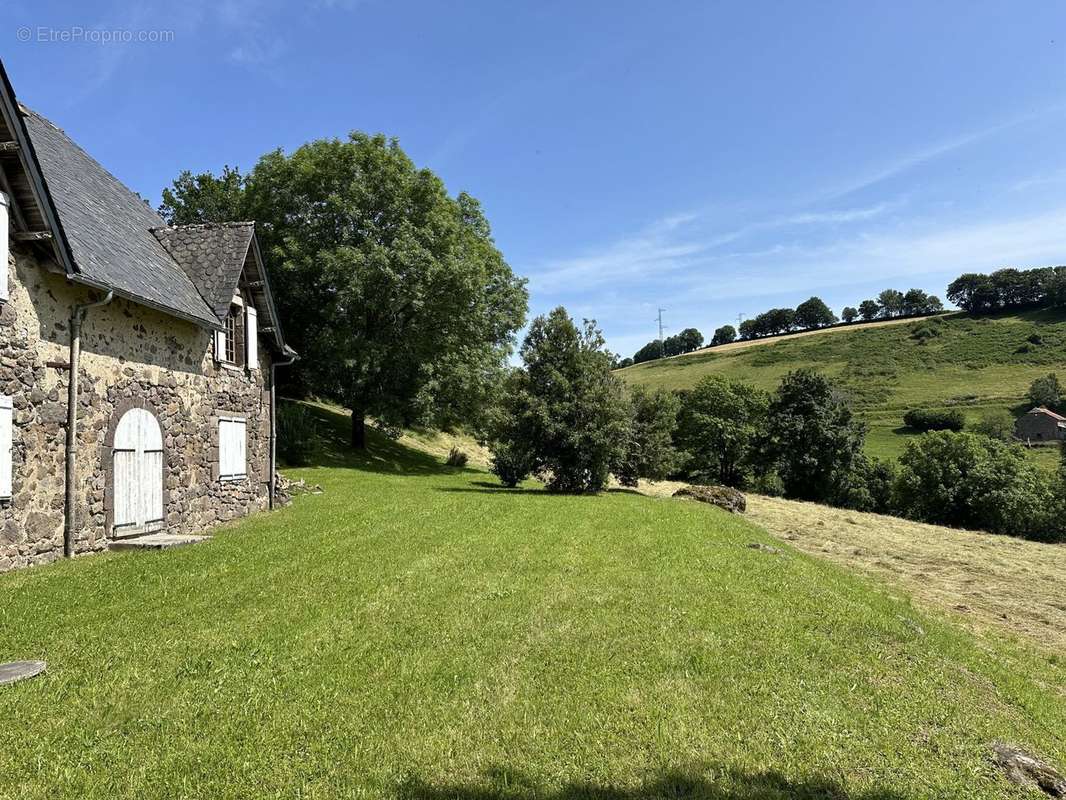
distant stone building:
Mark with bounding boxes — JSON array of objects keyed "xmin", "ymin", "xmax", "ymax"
[
  {"xmin": 0, "ymin": 60, "xmax": 295, "ymax": 572},
  {"xmin": 1015, "ymin": 407, "xmax": 1066, "ymax": 443}
]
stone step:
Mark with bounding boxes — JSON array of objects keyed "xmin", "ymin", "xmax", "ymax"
[
  {"xmin": 0, "ymin": 660, "xmax": 46, "ymax": 687},
  {"xmin": 109, "ymin": 533, "xmax": 211, "ymax": 551}
]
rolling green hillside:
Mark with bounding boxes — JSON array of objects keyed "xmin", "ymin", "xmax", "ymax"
[
  {"xmin": 1, "ymin": 403, "xmax": 1063, "ymax": 798},
  {"xmin": 620, "ymin": 309, "xmax": 1066, "ymax": 465}
]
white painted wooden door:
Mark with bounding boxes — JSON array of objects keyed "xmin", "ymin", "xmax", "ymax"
[{"xmin": 112, "ymin": 408, "xmax": 164, "ymax": 537}]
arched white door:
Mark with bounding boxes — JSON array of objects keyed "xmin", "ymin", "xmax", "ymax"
[{"xmin": 112, "ymin": 408, "xmax": 164, "ymax": 537}]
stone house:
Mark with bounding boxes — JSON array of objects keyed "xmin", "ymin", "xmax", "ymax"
[
  {"xmin": 1015, "ymin": 406, "xmax": 1066, "ymax": 443},
  {"xmin": 0, "ymin": 61, "xmax": 295, "ymax": 572}
]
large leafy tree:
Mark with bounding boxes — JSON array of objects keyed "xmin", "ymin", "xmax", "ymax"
[
  {"xmin": 759, "ymin": 370, "xmax": 866, "ymax": 503},
  {"xmin": 632, "ymin": 340, "xmax": 664, "ymax": 363},
  {"xmin": 711, "ymin": 324, "xmax": 737, "ymax": 345},
  {"xmin": 490, "ymin": 308, "xmax": 632, "ymax": 492},
  {"xmin": 160, "ymin": 134, "xmax": 528, "ymax": 448},
  {"xmin": 901, "ymin": 288, "xmax": 929, "ymax": 316},
  {"xmin": 857, "ymin": 300, "xmax": 880, "ymax": 321},
  {"xmin": 1028, "ymin": 373, "xmax": 1062, "ymax": 410},
  {"xmin": 794, "ymin": 296, "xmax": 837, "ymax": 329},
  {"xmin": 674, "ymin": 376, "xmax": 768, "ymax": 488},
  {"xmin": 614, "ymin": 385, "xmax": 680, "ymax": 487},
  {"xmin": 877, "ymin": 289, "xmax": 905, "ymax": 318},
  {"xmin": 160, "ymin": 165, "xmax": 249, "ymax": 225}
]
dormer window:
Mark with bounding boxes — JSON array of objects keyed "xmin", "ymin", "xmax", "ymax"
[
  {"xmin": 213, "ymin": 291, "xmax": 258, "ymax": 370},
  {"xmin": 215, "ymin": 297, "xmax": 245, "ymax": 368},
  {"xmin": 224, "ymin": 306, "xmax": 241, "ymax": 365}
]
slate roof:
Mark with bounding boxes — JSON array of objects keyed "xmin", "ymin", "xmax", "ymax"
[
  {"xmin": 152, "ymin": 222, "xmax": 256, "ymax": 322},
  {"xmin": 1030, "ymin": 406, "xmax": 1066, "ymax": 422},
  {"xmin": 21, "ymin": 109, "xmax": 220, "ymax": 328}
]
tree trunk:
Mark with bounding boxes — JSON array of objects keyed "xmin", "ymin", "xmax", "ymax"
[{"xmin": 351, "ymin": 408, "xmax": 366, "ymax": 450}]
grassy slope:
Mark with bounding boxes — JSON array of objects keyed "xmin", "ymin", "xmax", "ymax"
[
  {"xmin": 619, "ymin": 309, "xmax": 1066, "ymax": 464},
  {"xmin": 0, "ymin": 406, "xmax": 1063, "ymax": 799}
]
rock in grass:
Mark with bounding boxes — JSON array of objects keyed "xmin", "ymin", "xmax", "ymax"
[
  {"xmin": 747, "ymin": 542, "xmax": 781, "ymax": 554},
  {"xmin": 672, "ymin": 484, "xmax": 746, "ymax": 514},
  {"xmin": 990, "ymin": 742, "xmax": 1066, "ymax": 797}
]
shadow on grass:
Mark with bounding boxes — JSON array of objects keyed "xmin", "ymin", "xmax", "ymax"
[
  {"xmin": 396, "ymin": 765, "xmax": 908, "ymax": 800},
  {"xmin": 284, "ymin": 400, "xmax": 477, "ymax": 477},
  {"xmin": 436, "ymin": 486, "xmax": 552, "ymax": 496}
]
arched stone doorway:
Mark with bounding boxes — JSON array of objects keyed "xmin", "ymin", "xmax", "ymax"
[{"xmin": 110, "ymin": 406, "xmax": 164, "ymax": 537}]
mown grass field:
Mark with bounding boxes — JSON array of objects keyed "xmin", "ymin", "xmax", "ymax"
[
  {"xmin": 1, "ymin": 405, "xmax": 1064, "ymax": 799},
  {"xmin": 620, "ymin": 309, "xmax": 1066, "ymax": 464}
]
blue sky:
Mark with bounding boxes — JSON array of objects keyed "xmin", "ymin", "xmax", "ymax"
[{"xmin": 6, "ymin": 1, "xmax": 1066, "ymax": 357}]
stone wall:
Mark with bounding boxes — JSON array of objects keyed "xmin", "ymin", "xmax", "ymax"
[
  {"xmin": 0, "ymin": 242, "xmax": 274, "ymax": 572},
  {"xmin": 1016, "ymin": 411, "xmax": 1064, "ymax": 442}
]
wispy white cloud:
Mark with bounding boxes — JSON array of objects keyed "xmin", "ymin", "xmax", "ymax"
[
  {"xmin": 651, "ymin": 206, "xmax": 1066, "ymax": 306},
  {"xmin": 818, "ymin": 103, "xmax": 1066, "ymax": 202},
  {"xmin": 528, "ymin": 201, "xmax": 896, "ymax": 294},
  {"xmin": 588, "ymin": 204, "xmax": 1066, "ymax": 356},
  {"xmin": 1010, "ymin": 168, "xmax": 1066, "ymax": 193}
]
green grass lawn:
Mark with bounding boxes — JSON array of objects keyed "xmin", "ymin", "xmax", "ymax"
[
  {"xmin": 1, "ymin": 408, "xmax": 1064, "ymax": 798},
  {"xmin": 620, "ymin": 309, "xmax": 1066, "ymax": 467}
]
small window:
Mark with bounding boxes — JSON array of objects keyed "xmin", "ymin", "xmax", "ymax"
[
  {"xmin": 225, "ymin": 311, "xmax": 239, "ymax": 364},
  {"xmin": 0, "ymin": 395, "xmax": 11, "ymax": 499},
  {"xmin": 218, "ymin": 416, "xmax": 247, "ymax": 481},
  {"xmin": 216, "ymin": 306, "xmax": 245, "ymax": 367}
]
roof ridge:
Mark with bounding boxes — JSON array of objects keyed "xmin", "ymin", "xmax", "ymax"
[
  {"xmin": 150, "ymin": 221, "xmax": 255, "ymax": 232},
  {"xmin": 1032, "ymin": 406, "xmax": 1066, "ymax": 420}
]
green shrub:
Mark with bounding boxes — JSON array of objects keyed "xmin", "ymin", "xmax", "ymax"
[
  {"xmin": 615, "ymin": 385, "xmax": 680, "ymax": 487},
  {"xmin": 760, "ymin": 370, "xmax": 866, "ymax": 504},
  {"xmin": 970, "ymin": 409, "xmax": 1016, "ymax": 442},
  {"xmin": 277, "ymin": 402, "xmax": 318, "ymax": 466},
  {"xmin": 445, "ymin": 447, "xmax": 469, "ymax": 467},
  {"xmin": 838, "ymin": 456, "xmax": 897, "ymax": 513},
  {"xmin": 1028, "ymin": 373, "xmax": 1062, "ymax": 409},
  {"xmin": 489, "ymin": 309, "xmax": 632, "ymax": 493},
  {"xmin": 910, "ymin": 324, "xmax": 940, "ymax": 341},
  {"xmin": 674, "ymin": 375, "xmax": 768, "ymax": 488},
  {"xmin": 895, "ymin": 431, "xmax": 1062, "ymax": 541},
  {"xmin": 749, "ymin": 471, "xmax": 785, "ymax": 497},
  {"xmin": 490, "ymin": 443, "xmax": 531, "ymax": 488},
  {"xmin": 903, "ymin": 408, "xmax": 965, "ymax": 432}
]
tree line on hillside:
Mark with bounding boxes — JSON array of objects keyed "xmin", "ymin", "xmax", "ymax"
[
  {"xmin": 947, "ymin": 266, "xmax": 1066, "ymax": 313},
  {"xmin": 492, "ymin": 306, "xmax": 1065, "ymax": 544},
  {"xmin": 624, "ymin": 288, "xmax": 944, "ymax": 367},
  {"xmin": 629, "ymin": 328, "xmax": 704, "ymax": 364}
]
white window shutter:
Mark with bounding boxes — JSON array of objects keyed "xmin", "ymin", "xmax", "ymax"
[
  {"xmin": 245, "ymin": 306, "xmax": 258, "ymax": 369},
  {"xmin": 218, "ymin": 417, "xmax": 248, "ymax": 480},
  {"xmin": 214, "ymin": 329, "xmax": 226, "ymax": 362},
  {"xmin": 0, "ymin": 191, "xmax": 9, "ymax": 302},
  {"xmin": 237, "ymin": 419, "xmax": 247, "ymax": 471},
  {"xmin": 0, "ymin": 395, "xmax": 12, "ymax": 498}
]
